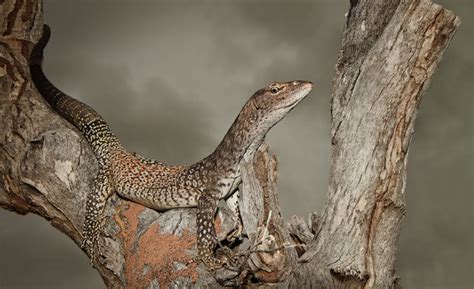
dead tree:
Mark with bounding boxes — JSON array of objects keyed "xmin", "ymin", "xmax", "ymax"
[{"xmin": 0, "ymin": 0, "xmax": 459, "ymax": 288}]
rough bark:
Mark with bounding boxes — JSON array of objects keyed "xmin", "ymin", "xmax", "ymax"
[
  {"xmin": 0, "ymin": 0, "xmax": 459, "ymax": 288},
  {"xmin": 287, "ymin": 0, "xmax": 460, "ymax": 288}
]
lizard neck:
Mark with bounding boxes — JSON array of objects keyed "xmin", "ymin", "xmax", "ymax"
[{"xmin": 209, "ymin": 103, "xmax": 263, "ymax": 178}]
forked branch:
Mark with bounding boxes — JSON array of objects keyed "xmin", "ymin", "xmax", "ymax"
[{"xmin": 0, "ymin": 0, "xmax": 459, "ymax": 288}]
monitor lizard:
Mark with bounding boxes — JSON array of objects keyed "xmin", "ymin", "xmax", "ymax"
[{"xmin": 29, "ymin": 24, "xmax": 313, "ymax": 271}]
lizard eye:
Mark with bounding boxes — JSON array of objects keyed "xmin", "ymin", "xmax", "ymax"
[{"xmin": 270, "ymin": 87, "xmax": 279, "ymax": 94}]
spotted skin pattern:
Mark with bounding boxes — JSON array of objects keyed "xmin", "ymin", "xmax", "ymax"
[{"xmin": 30, "ymin": 25, "xmax": 313, "ymax": 270}]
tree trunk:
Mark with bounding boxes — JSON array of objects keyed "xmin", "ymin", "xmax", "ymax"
[{"xmin": 0, "ymin": 0, "xmax": 459, "ymax": 288}]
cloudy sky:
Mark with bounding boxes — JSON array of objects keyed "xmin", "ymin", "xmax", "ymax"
[{"xmin": 0, "ymin": 1, "xmax": 472, "ymax": 288}]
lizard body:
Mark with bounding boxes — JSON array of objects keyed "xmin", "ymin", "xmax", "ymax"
[{"xmin": 30, "ymin": 25, "xmax": 313, "ymax": 270}]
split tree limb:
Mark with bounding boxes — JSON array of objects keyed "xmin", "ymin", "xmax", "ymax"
[
  {"xmin": 0, "ymin": 0, "xmax": 459, "ymax": 288},
  {"xmin": 286, "ymin": 0, "xmax": 460, "ymax": 288}
]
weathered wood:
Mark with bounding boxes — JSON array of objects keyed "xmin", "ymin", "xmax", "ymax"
[
  {"xmin": 0, "ymin": 0, "xmax": 459, "ymax": 288},
  {"xmin": 287, "ymin": 0, "xmax": 460, "ymax": 288},
  {"xmin": 239, "ymin": 144, "xmax": 298, "ymax": 282}
]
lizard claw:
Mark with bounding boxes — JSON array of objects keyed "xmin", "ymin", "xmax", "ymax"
[{"xmin": 80, "ymin": 238, "xmax": 87, "ymax": 249}]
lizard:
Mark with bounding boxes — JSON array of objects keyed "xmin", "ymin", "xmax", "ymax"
[{"xmin": 29, "ymin": 24, "xmax": 313, "ymax": 271}]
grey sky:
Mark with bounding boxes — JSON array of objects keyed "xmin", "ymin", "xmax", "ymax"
[{"xmin": 0, "ymin": 1, "xmax": 472, "ymax": 288}]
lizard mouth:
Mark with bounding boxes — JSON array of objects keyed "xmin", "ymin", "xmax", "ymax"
[{"xmin": 280, "ymin": 82, "xmax": 313, "ymax": 110}]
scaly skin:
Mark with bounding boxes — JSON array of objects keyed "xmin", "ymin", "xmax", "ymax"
[{"xmin": 30, "ymin": 25, "xmax": 313, "ymax": 270}]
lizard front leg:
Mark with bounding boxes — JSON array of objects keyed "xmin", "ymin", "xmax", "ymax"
[
  {"xmin": 81, "ymin": 168, "xmax": 114, "ymax": 266},
  {"xmin": 196, "ymin": 190, "xmax": 223, "ymax": 270}
]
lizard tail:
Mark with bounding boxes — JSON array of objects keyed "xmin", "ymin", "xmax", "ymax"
[
  {"xmin": 30, "ymin": 24, "xmax": 99, "ymax": 126},
  {"xmin": 30, "ymin": 24, "xmax": 50, "ymax": 67},
  {"xmin": 30, "ymin": 25, "xmax": 122, "ymax": 158}
]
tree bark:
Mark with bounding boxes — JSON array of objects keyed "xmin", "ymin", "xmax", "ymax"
[{"xmin": 0, "ymin": 0, "xmax": 459, "ymax": 288}]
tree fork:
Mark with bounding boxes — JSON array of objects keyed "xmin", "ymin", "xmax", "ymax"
[{"xmin": 0, "ymin": 0, "xmax": 459, "ymax": 288}]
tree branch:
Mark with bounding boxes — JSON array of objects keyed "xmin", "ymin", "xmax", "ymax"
[
  {"xmin": 287, "ymin": 0, "xmax": 460, "ymax": 288},
  {"xmin": 0, "ymin": 0, "xmax": 459, "ymax": 288}
]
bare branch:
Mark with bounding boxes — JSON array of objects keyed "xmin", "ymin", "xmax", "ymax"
[
  {"xmin": 288, "ymin": 0, "xmax": 460, "ymax": 288},
  {"xmin": 0, "ymin": 0, "xmax": 459, "ymax": 288}
]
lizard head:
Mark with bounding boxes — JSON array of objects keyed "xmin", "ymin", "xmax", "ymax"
[
  {"xmin": 212, "ymin": 80, "xmax": 313, "ymax": 171},
  {"xmin": 248, "ymin": 80, "xmax": 313, "ymax": 131}
]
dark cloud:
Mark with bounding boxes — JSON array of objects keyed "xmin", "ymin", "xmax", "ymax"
[{"xmin": 46, "ymin": 56, "xmax": 214, "ymax": 164}]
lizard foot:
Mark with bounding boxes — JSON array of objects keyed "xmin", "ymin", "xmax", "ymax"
[
  {"xmin": 200, "ymin": 255, "xmax": 224, "ymax": 272},
  {"xmin": 81, "ymin": 213, "xmax": 106, "ymax": 267},
  {"xmin": 81, "ymin": 232, "xmax": 103, "ymax": 267},
  {"xmin": 199, "ymin": 246, "xmax": 240, "ymax": 272},
  {"xmin": 216, "ymin": 246, "xmax": 242, "ymax": 269}
]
